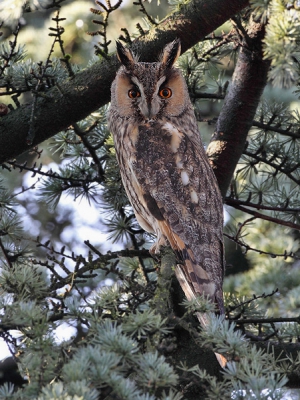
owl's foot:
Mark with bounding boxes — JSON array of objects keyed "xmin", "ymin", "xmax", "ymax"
[{"xmin": 149, "ymin": 236, "xmax": 167, "ymax": 255}]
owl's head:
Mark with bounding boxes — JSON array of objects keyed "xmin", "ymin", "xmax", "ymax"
[{"xmin": 110, "ymin": 39, "xmax": 191, "ymax": 121}]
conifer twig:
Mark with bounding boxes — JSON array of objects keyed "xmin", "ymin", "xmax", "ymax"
[
  {"xmin": 224, "ymin": 232, "xmax": 298, "ymax": 259},
  {"xmin": 0, "ymin": 238, "xmax": 14, "ymax": 269},
  {"xmin": 235, "ymin": 316, "xmax": 300, "ymax": 325},
  {"xmin": 225, "ymin": 198, "xmax": 300, "ymax": 213},
  {"xmin": 72, "ymin": 122, "xmax": 106, "ymax": 182},
  {"xmin": 243, "ymin": 150, "xmax": 300, "ymax": 185},
  {"xmin": 252, "ymin": 120, "xmax": 300, "ymax": 140},
  {"xmin": 228, "ymin": 203, "xmax": 300, "ymax": 231},
  {"xmin": 133, "ymin": 0, "xmax": 158, "ymax": 26},
  {"xmin": 227, "ymin": 289, "xmax": 279, "ymax": 316}
]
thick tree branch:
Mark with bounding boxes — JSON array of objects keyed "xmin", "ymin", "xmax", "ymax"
[
  {"xmin": 0, "ymin": 0, "xmax": 250, "ymax": 164},
  {"xmin": 206, "ymin": 19, "xmax": 271, "ymax": 197}
]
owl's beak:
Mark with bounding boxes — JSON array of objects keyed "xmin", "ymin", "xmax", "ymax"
[
  {"xmin": 145, "ymin": 104, "xmax": 153, "ymax": 119},
  {"xmin": 140, "ymin": 101, "xmax": 158, "ymax": 120}
]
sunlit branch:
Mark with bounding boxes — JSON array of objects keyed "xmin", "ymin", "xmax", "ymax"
[
  {"xmin": 0, "ymin": 23, "xmax": 21, "ymax": 77},
  {"xmin": 89, "ymin": 0, "xmax": 123, "ymax": 58},
  {"xmin": 133, "ymin": 0, "xmax": 158, "ymax": 26},
  {"xmin": 34, "ymin": 237, "xmax": 152, "ymax": 291}
]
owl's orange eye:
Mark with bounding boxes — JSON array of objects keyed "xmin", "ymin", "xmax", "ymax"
[
  {"xmin": 159, "ymin": 88, "xmax": 172, "ymax": 98},
  {"xmin": 128, "ymin": 89, "xmax": 141, "ymax": 99}
]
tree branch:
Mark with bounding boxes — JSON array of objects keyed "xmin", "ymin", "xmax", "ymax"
[
  {"xmin": 206, "ymin": 18, "xmax": 270, "ymax": 197},
  {"xmin": 235, "ymin": 316, "xmax": 300, "ymax": 325},
  {"xmin": 243, "ymin": 149, "xmax": 300, "ymax": 185},
  {"xmin": 229, "ymin": 203, "xmax": 300, "ymax": 231},
  {"xmin": 224, "ymin": 232, "xmax": 298, "ymax": 259},
  {"xmin": 0, "ymin": 0, "xmax": 250, "ymax": 164},
  {"xmin": 225, "ymin": 197, "xmax": 300, "ymax": 213},
  {"xmin": 252, "ymin": 120, "xmax": 300, "ymax": 140}
]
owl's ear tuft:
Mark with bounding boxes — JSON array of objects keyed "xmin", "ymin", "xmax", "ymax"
[
  {"xmin": 161, "ymin": 39, "xmax": 181, "ymax": 69},
  {"xmin": 116, "ymin": 41, "xmax": 135, "ymax": 70}
]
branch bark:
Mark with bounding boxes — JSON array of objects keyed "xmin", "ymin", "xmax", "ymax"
[
  {"xmin": 206, "ymin": 18, "xmax": 271, "ymax": 197},
  {"xmin": 0, "ymin": 0, "xmax": 250, "ymax": 164},
  {"xmin": 226, "ymin": 202, "xmax": 300, "ymax": 231}
]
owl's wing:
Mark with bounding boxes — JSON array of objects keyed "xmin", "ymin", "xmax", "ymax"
[
  {"xmin": 134, "ymin": 120, "xmax": 225, "ymax": 311},
  {"xmin": 133, "ymin": 120, "xmax": 226, "ymax": 367}
]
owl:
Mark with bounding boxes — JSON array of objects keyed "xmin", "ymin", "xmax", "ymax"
[{"xmin": 108, "ymin": 39, "xmax": 226, "ymax": 367}]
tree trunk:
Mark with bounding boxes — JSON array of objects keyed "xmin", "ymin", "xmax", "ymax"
[{"xmin": 207, "ymin": 18, "xmax": 270, "ymax": 197}]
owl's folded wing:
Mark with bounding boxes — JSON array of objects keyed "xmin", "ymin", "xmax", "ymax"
[{"xmin": 134, "ymin": 122, "xmax": 225, "ymax": 313}]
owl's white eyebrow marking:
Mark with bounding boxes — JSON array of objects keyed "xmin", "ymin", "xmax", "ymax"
[
  {"xmin": 163, "ymin": 122, "xmax": 183, "ymax": 153},
  {"xmin": 155, "ymin": 76, "xmax": 167, "ymax": 92},
  {"xmin": 131, "ymin": 77, "xmax": 145, "ymax": 96},
  {"xmin": 181, "ymin": 170, "xmax": 189, "ymax": 186},
  {"xmin": 131, "ymin": 77, "xmax": 140, "ymax": 86}
]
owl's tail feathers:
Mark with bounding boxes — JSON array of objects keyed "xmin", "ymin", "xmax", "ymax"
[
  {"xmin": 155, "ymin": 221, "xmax": 227, "ymax": 367},
  {"xmin": 174, "ymin": 264, "xmax": 227, "ymax": 369}
]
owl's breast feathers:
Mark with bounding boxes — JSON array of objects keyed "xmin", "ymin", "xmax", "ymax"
[{"xmin": 121, "ymin": 118, "xmax": 225, "ymax": 315}]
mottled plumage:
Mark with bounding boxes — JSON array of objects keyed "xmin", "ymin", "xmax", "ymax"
[{"xmin": 108, "ymin": 40, "xmax": 226, "ymax": 367}]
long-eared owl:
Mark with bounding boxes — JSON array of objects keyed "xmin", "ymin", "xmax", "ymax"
[{"xmin": 108, "ymin": 40, "xmax": 226, "ymax": 366}]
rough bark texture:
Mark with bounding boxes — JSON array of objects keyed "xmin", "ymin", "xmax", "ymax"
[
  {"xmin": 206, "ymin": 19, "xmax": 270, "ymax": 197},
  {"xmin": 0, "ymin": 0, "xmax": 250, "ymax": 164}
]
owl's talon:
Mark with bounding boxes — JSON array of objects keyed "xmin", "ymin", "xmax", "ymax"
[
  {"xmin": 149, "ymin": 243, "xmax": 159, "ymax": 255},
  {"xmin": 149, "ymin": 235, "xmax": 167, "ymax": 255}
]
